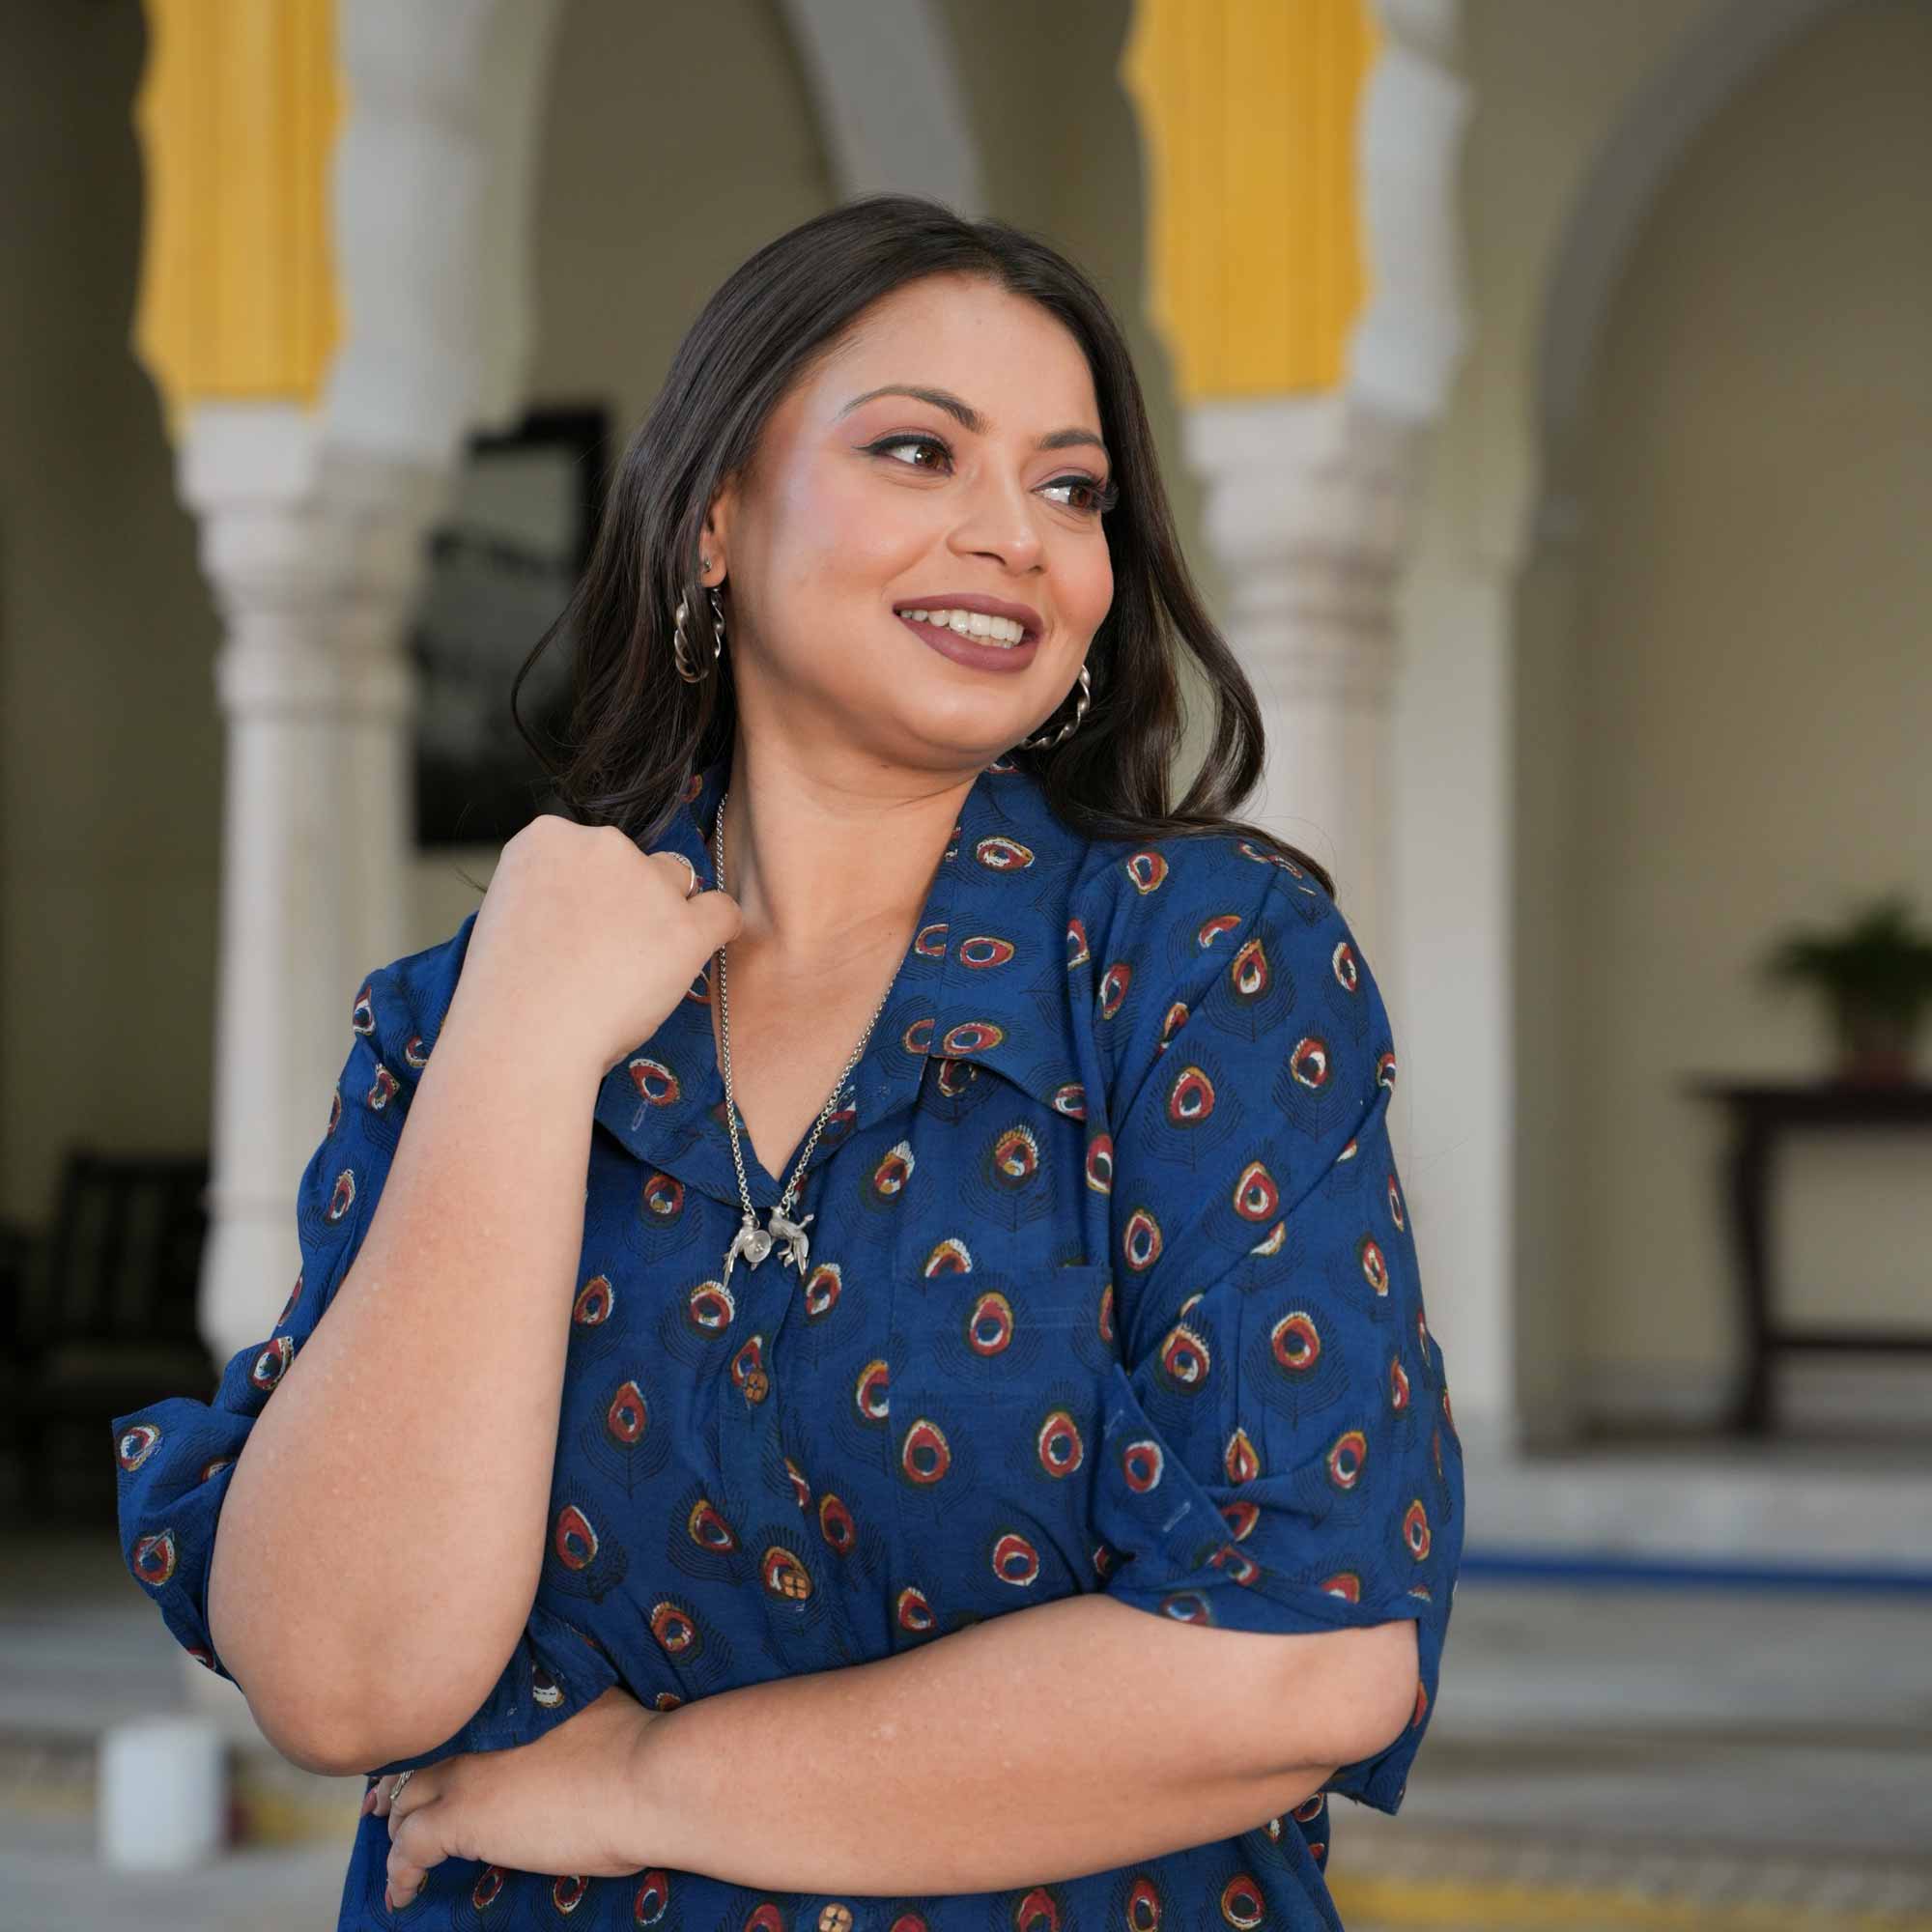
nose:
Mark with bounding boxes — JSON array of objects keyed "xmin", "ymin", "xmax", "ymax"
[{"xmin": 946, "ymin": 466, "xmax": 1045, "ymax": 573}]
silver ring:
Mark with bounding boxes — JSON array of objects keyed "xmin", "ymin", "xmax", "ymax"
[
  {"xmin": 668, "ymin": 853, "xmax": 700, "ymax": 899},
  {"xmin": 388, "ymin": 1768, "xmax": 414, "ymax": 1803}
]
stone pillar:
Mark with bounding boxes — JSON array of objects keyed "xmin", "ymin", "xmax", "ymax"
[
  {"xmin": 133, "ymin": 0, "xmax": 564, "ymax": 1374},
  {"xmin": 131, "ymin": 0, "xmax": 564, "ymax": 1733},
  {"xmin": 1122, "ymin": 0, "xmax": 1497, "ymax": 1442},
  {"xmin": 177, "ymin": 416, "xmax": 443, "ymax": 1370},
  {"xmin": 1120, "ymin": 0, "xmax": 1471, "ymax": 962}
]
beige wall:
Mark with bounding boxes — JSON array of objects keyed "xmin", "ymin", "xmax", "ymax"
[
  {"xmin": 1563, "ymin": 0, "xmax": 1932, "ymax": 1413},
  {"xmin": 0, "ymin": 5, "xmax": 224, "ymax": 1226},
  {"xmin": 1394, "ymin": 0, "xmax": 1742, "ymax": 1438}
]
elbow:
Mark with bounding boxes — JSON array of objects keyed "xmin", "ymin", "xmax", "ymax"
[
  {"xmin": 213, "ymin": 1642, "xmax": 389, "ymax": 1776},
  {"xmin": 207, "ymin": 1533, "xmax": 509, "ymax": 1775},
  {"xmin": 244, "ymin": 1696, "xmax": 372, "ymax": 1779},
  {"xmin": 242, "ymin": 1678, "xmax": 479, "ymax": 1779},
  {"xmin": 214, "ymin": 1611, "xmax": 494, "ymax": 1776},
  {"xmin": 1329, "ymin": 1617, "xmax": 1421, "ymax": 1768},
  {"xmin": 1269, "ymin": 1616, "xmax": 1420, "ymax": 1774}
]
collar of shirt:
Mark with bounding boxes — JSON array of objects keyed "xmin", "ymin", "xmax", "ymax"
[{"xmin": 589, "ymin": 751, "xmax": 1094, "ymax": 1213}]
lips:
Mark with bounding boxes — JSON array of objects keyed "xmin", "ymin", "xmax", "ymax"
[
  {"xmin": 895, "ymin": 611, "xmax": 1039, "ymax": 671},
  {"xmin": 891, "ymin": 593, "xmax": 1043, "ymax": 642}
]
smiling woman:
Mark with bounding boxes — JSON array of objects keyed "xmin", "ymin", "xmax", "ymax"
[
  {"xmin": 112, "ymin": 192, "xmax": 1458, "ymax": 1932},
  {"xmin": 508, "ymin": 192, "xmax": 1335, "ymax": 895}
]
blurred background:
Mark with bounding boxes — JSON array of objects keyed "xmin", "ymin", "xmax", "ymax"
[{"xmin": 2, "ymin": 0, "xmax": 1929, "ymax": 1926}]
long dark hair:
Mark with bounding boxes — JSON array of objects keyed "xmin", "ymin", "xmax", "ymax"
[{"xmin": 510, "ymin": 192, "xmax": 1336, "ymax": 900}]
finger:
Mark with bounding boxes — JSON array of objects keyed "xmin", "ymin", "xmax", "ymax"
[
  {"xmin": 384, "ymin": 1866, "xmax": 428, "ymax": 1912},
  {"xmin": 367, "ymin": 1773, "xmax": 397, "ymax": 1818},
  {"xmin": 641, "ymin": 847, "xmax": 698, "ymax": 897},
  {"xmin": 385, "ymin": 1829, "xmax": 433, "ymax": 1911}
]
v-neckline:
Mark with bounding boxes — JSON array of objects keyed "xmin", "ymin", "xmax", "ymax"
[{"xmin": 700, "ymin": 967, "xmax": 792, "ymax": 1208}]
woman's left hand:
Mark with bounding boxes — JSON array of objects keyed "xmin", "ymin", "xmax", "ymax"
[{"xmin": 364, "ymin": 1685, "xmax": 659, "ymax": 1910}]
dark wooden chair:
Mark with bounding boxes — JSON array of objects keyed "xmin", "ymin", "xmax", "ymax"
[{"xmin": 0, "ymin": 1148, "xmax": 217, "ymax": 1522}]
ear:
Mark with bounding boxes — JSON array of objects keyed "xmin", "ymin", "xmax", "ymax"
[{"xmin": 699, "ymin": 481, "xmax": 737, "ymax": 587}]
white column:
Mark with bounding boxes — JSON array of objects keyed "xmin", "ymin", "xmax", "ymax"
[
  {"xmin": 184, "ymin": 0, "xmax": 565, "ymax": 1374},
  {"xmin": 1183, "ymin": 393, "xmax": 1420, "ymax": 961},
  {"xmin": 172, "ymin": 0, "xmax": 566, "ymax": 1736},
  {"xmin": 1175, "ymin": 3, "xmax": 1501, "ymax": 1447},
  {"xmin": 182, "ymin": 412, "xmax": 447, "ymax": 1368}
]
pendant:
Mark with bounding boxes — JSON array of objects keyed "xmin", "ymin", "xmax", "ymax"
[
  {"xmin": 722, "ymin": 1205, "xmax": 817, "ymax": 1285},
  {"xmin": 724, "ymin": 1212, "xmax": 774, "ymax": 1285},
  {"xmin": 768, "ymin": 1206, "xmax": 814, "ymax": 1275}
]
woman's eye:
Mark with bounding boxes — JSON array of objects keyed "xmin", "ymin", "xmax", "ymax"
[
  {"xmin": 871, "ymin": 434, "xmax": 951, "ymax": 471},
  {"xmin": 867, "ymin": 435, "xmax": 1119, "ymax": 517},
  {"xmin": 1042, "ymin": 474, "xmax": 1118, "ymax": 516}
]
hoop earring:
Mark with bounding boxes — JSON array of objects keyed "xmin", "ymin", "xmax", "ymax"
[
  {"xmin": 1015, "ymin": 662, "xmax": 1092, "ymax": 750},
  {"xmin": 673, "ymin": 577, "xmax": 727, "ymax": 683}
]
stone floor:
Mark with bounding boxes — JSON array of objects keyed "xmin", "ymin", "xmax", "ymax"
[
  {"xmin": 6, "ymin": 1486, "xmax": 1931, "ymax": 1932},
  {"xmin": 1326, "ymin": 1576, "xmax": 1932, "ymax": 1930}
]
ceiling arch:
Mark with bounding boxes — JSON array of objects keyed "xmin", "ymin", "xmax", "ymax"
[{"xmin": 1537, "ymin": 0, "xmax": 1855, "ymax": 445}]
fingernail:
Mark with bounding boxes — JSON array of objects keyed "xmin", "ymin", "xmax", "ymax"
[{"xmin": 361, "ymin": 1789, "xmax": 375, "ymax": 1815}]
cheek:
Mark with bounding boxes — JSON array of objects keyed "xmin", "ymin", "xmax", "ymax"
[
  {"xmin": 768, "ymin": 462, "xmax": 926, "ymax": 590},
  {"xmin": 1067, "ymin": 544, "xmax": 1114, "ymax": 639}
]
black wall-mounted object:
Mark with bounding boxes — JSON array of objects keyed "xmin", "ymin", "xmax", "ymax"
[{"xmin": 411, "ymin": 404, "xmax": 611, "ymax": 848}]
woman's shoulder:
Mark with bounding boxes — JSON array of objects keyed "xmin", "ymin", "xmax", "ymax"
[
  {"xmin": 350, "ymin": 908, "xmax": 481, "ymax": 1076},
  {"xmin": 1061, "ymin": 820, "xmax": 1365, "ymax": 1111},
  {"xmin": 1068, "ymin": 819, "xmax": 1347, "ymax": 974}
]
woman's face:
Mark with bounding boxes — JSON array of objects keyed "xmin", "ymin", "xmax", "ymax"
[{"xmin": 703, "ymin": 272, "xmax": 1116, "ymax": 776}]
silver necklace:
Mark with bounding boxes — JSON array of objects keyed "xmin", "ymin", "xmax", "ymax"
[{"xmin": 711, "ymin": 787, "xmax": 902, "ymax": 1287}]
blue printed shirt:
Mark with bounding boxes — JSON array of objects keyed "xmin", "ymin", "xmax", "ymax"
[{"xmin": 112, "ymin": 749, "xmax": 1463, "ymax": 1929}]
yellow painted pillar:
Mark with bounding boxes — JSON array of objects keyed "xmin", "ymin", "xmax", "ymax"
[
  {"xmin": 131, "ymin": 0, "xmax": 344, "ymax": 442},
  {"xmin": 124, "ymin": 0, "xmax": 573, "ymax": 1827},
  {"xmin": 1122, "ymin": 1, "xmax": 1495, "ymax": 1459},
  {"xmin": 1122, "ymin": 0, "xmax": 1378, "ymax": 407},
  {"xmin": 1120, "ymin": 0, "xmax": 1464, "ymax": 968}
]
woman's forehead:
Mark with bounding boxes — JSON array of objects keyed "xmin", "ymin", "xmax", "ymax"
[{"xmin": 801, "ymin": 283, "xmax": 1101, "ymax": 433}]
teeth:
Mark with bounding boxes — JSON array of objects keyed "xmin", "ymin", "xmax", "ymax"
[{"xmin": 901, "ymin": 607, "xmax": 1027, "ymax": 645}]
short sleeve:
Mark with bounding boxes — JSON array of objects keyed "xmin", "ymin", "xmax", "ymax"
[
  {"xmin": 109, "ymin": 908, "xmax": 620, "ymax": 1776},
  {"xmin": 1088, "ymin": 859, "xmax": 1463, "ymax": 1815}
]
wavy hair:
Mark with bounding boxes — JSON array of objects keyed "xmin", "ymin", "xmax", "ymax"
[{"xmin": 510, "ymin": 192, "xmax": 1335, "ymax": 900}]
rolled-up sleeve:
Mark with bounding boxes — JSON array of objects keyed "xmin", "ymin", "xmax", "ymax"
[
  {"xmin": 1090, "ymin": 862, "xmax": 1463, "ymax": 1815},
  {"xmin": 109, "ymin": 909, "xmax": 619, "ymax": 1775}
]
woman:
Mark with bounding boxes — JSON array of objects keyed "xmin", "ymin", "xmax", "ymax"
[{"xmin": 113, "ymin": 193, "xmax": 1462, "ymax": 1928}]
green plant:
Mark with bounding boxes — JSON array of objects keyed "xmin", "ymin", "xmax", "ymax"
[{"xmin": 1759, "ymin": 894, "xmax": 1932, "ymax": 1083}]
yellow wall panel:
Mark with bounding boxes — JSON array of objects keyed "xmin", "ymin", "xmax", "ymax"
[
  {"xmin": 132, "ymin": 0, "xmax": 344, "ymax": 440},
  {"xmin": 1122, "ymin": 0, "xmax": 1378, "ymax": 402}
]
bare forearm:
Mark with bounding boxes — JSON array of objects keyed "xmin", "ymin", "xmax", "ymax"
[
  {"xmin": 625, "ymin": 1594, "xmax": 1347, "ymax": 1893},
  {"xmin": 208, "ymin": 980, "xmax": 604, "ymax": 1768}
]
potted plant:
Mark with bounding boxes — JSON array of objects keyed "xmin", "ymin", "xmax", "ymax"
[{"xmin": 1759, "ymin": 894, "xmax": 1932, "ymax": 1085}]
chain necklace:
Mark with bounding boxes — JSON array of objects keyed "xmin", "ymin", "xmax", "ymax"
[{"xmin": 711, "ymin": 787, "xmax": 903, "ymax": 1287}]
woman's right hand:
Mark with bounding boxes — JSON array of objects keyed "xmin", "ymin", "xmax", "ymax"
[{"xmin": 456, "ymin": 815, "xmax": 743, "ymax": 1081}]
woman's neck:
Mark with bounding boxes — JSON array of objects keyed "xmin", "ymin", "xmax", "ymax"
[{"xmin": 716, "ymin": 743, "xmax": 975, "ymax": 965}]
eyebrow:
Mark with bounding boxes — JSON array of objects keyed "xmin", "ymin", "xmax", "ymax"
[{"xmin": 837, "ymin": 384, "xmax": 1110, "ymax": 463}]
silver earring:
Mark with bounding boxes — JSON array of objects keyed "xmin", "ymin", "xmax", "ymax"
[
  {"xmin": 1015, "ymin": 662, "xmax": 1092, "ymax": 749},
  {"xmin": 673, "ymin": 567, "xmax": 726, "ymax": 683}
]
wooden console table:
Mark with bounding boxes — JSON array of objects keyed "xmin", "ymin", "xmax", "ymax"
[{"xmin": 1685, "ymin": 1078, "xmax": 1932, "ymax": 1435}]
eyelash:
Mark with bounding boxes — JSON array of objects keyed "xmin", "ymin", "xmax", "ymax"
[{"xmin": 865, "ymin": 433, "xmax": 1121, "ymax": 518}]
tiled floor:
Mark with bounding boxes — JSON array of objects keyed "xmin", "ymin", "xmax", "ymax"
[
  {"xmin": 5, "ymin": 1520, "xmax": 1930, "ymax": 1931},
  {"xmin": 1328, "ymin": 1576, "xmax": 1932, "ymax": 1930}
]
